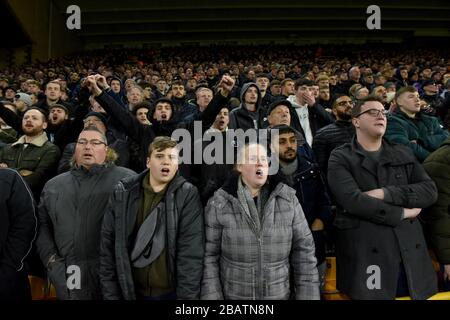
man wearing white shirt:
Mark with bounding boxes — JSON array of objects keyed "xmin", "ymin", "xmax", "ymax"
[{"xmin": 287, "ymin": 79, "xmax": 333, "ymax": 147}]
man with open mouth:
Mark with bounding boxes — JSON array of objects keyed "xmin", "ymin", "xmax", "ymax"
[{"xmin": 100, "ymin": 136, "xmax": 204, "ymax": 300}]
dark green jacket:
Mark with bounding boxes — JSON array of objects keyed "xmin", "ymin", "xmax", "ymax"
[
  {"xmin": 0, "ymin": 127, "xmax": 17, "ymax": 144},
  {"xmin": 385, "ymin": 110, "xmax": 449, "ymax": 162},
  {"xmin": 0, "ymin": 132, "xmax": 60, "ymax": 197},
  {"xmin": 423, "ymin": 137, "xmax": 450, "ymax": 264}
]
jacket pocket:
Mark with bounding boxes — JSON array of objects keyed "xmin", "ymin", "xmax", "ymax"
[
  {"xmin": 47, "ymin": 259, "xmax": 69, "ymax": 300},
  {"xmin": 264, "ymin": 263, "xmax": 290, "ymax": 299},
  {"xmin": 221, "ymin": 262, "xmax": 255, "ymax": 300}
]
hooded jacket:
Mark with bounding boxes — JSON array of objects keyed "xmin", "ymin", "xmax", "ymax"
[{"xmin": 228, "ymin": 83, "xmax": 266, "ymax": 130}]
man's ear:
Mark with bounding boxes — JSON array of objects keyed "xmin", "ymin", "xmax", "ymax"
[
  {"xmin": 352, "ymin": 117, "xmax": 359, "ymax": 128},
  {"xmin": 146, "ymin": 157, "xmax": 151, "ymax": 169},
  {"xmin": 42, "ymin": 121, "xmax": 48, "ymax": 130},
  {"xmin": 332, "ymin": 108, "xmax": 338, "ymax": 117}
]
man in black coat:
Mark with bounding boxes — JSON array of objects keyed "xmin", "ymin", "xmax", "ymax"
[
  {"xmin": 0, "ymin": 168, "xmax": 37, "ymax": 301},
  {"xmin": 100, "ymin": 137, "xmax": 204, "ymax": 300},
  {"xmin": 328, "ymin": 95, "xmax": 438, "ymax": 300},
  {"xmin": 313, "ymin": 94, "xmax": 355, "ymax": 175}
]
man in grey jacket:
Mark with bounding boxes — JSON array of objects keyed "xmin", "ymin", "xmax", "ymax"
[{"xmin": 36, "ymin": 127, "xmax": 134, "ymax": 299}]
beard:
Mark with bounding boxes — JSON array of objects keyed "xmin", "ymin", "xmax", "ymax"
[
  {"xmin": 336, "ymin": 109, "xmax": 352, "ymax": 121},
  {"xmin": 280, "ymin": 149, "xmax": 297, "ymax": 163},
  {"xmin": 23, "ymin": 126, "xmax": 43, "ymax": 137}
]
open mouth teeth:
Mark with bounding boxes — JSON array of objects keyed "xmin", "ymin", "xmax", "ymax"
[
  {"xmin": 161, "ymin": 114, "xmax": 167, "ymax": 119},
  {"xmin": 256, "ymin": 169, "xmax": 263, "ymax": 176},
  {"xmin": 161, "ymin": 168, "xmax": 170, "ymax": 173}
]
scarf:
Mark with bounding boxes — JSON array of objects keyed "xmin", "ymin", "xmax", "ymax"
[{"xmin": 237, "ymin": 177, "xmax": 269, "ymax": 234}]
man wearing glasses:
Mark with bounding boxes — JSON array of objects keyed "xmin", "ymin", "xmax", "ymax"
[
  {"xmin": 327, "ymin": 95, "xmax": 438, "ymax": 300},
  {"xmin": 313, "ymin": 94, "xmax": 356, "ymax": 175},
  {"xmin": 36, "ymin": 127, "xmax": 134, "ymax": 299}
]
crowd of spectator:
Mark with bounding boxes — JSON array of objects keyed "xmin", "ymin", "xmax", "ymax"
[{"xmin": 0, "ymin": 44, "xmax": 449, "ymax": 301}]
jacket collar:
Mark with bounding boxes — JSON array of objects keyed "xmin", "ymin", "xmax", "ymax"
[
  {"xmin": 350, "ymin": 136, "xmax": 414, "ymax": 167},
  {"xmin": 71, "ymin": 163, "xmax": 111, "ymax": 176},
  {"xmin": 120, "ymin": 169, "xmax": 186, "ymax": 194},
  {"xmin": 221, "ymin": 170, "xmax": 290, "ymax": 200},
  {"xmin": 11, "ymin": 131, "xmax": 48, "ymax": 147}
]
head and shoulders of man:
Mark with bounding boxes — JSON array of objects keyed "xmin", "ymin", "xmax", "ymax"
[
  {"xmin": 332, "ymin": 95, "xmax": 415, "ymax": 161},
  {"xmin": 11, "ymin": 107, "xmax": 52, "ymax": 148},
  {"xmin": 232, "ymin": 82, "xmax": 262, "ymax": 114},
  {"xmin": 389, "ymin": 86, "xmax": 440, "ymax": 125},
  {"xmin": 117, "ymin": 136, "xmax": 195, "ymax": 196}
]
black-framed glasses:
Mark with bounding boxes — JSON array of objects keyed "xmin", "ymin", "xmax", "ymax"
[
  {"xmin": 76, "ymin": 139, "xmax": 107, "ymax": 147},
  {"xmin": 355, "ymin": 108, "xmax": 388, "ymax": 118}
]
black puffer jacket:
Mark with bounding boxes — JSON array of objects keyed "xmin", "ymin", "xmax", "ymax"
[{"xmin": 99, "ymin": 170, "xmax": 204, "ymax": 300}]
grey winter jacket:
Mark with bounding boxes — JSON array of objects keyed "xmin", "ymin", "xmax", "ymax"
[
  {"xmin": 36, "ymin": 164, "xmax": 135, "ymax": 300},
  {"xmin": 201, "ymin": 173, "xmax": 320, "ymax": 300}
]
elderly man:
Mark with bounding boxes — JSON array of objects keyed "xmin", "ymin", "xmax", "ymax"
[
  {"xmin": 328, "ymin": 95, "xmax": 438, "ymax": 300},
  {"xmin": 37, "ymin": 127, "xmax": 134, "ymax": 300}
]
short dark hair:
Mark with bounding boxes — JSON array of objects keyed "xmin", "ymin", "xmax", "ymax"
[
  {"xmin": 171, "ymin": 80, "xmax": 184, "ymax": 88},
  {"xmin": 132, "ymin": 101, "xmax": 151, "ymax": 115},
  {"xmin": 256, "ymin": 73, "xmax": 269, "ymax": 80},
  {"xmin": 331, "ymin": 94, "xmax": 351, "ymax": 109},
  {"xmin": 147, "ymin": 136, "xmax": 177, "ymax": 157},
  {"xmin": 294, "ymin": 78, "xmax": 314, "ymax": 90},
  {"xmin": 351, "ymin": 95, "xmax": 385, "ymax": 117}
]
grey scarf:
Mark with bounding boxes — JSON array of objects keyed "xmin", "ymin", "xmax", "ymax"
[{"xmin": 237, "ymin": 177, "xmax": 269, "ymax": 234}]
